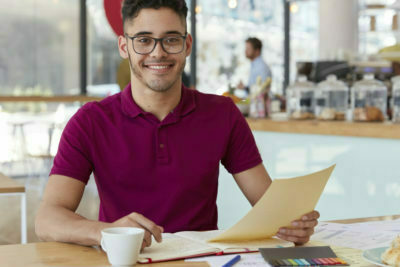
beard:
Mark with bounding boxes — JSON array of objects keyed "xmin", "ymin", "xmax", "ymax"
[{"xmin": 128, "ymin": 52, "xmax": 186, "ymax": 93}]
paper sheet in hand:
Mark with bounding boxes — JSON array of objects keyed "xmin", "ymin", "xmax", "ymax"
[{"xmin": 209, "ymin": 165, "xmax": 335, "ymax": 242}]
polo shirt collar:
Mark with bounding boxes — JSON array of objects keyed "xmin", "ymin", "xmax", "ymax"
[{"xmin": 121, "ymin": 83, "xmax": 196, "ymax": 119}]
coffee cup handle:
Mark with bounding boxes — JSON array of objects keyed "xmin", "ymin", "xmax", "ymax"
[{"xmin": 100, "ymin": 237, "xmax": 107, "ymax": 252}]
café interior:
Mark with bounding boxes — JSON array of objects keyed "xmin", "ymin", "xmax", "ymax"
[{"xmin": 0, "ymin": 0, "xmax": 399, "ymax": 257}]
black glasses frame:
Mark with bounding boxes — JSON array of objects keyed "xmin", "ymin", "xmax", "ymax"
[{"xmin": 125, "ymin": 33, "xmax": 188, "ymax": 55}]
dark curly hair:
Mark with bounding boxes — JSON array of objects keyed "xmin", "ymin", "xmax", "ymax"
[{"xmin": 122, "ymin": 0, "xmax": 188, "ymax": 30}]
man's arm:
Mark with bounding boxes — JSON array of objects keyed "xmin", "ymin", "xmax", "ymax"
[
  {"xmin": 233, "ymin": 163, "xmax": 319, "ymax": 245},
  {"xmin": 233, "ymin": 163, "xmax": 272, "ymax": 206},
  {"xmin": 35, "ymin": 175, "xmax": 163, "ymax": 248}
]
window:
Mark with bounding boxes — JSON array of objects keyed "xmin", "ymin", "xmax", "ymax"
[{"xmin": 0, "ymin": 0, "xmax": 80, "ymax": 96}]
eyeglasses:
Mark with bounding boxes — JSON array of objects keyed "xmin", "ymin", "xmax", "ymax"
[{"xmin": 125, "ymin": 34, "xmax": 187, "ymax": 55}]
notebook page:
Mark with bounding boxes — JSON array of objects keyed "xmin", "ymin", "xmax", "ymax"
[
  {"xmin": 175, "ymin": 230, "xmax": 224, "ymax": 243},
  {"xmin": 175, "ymin": 230, "xmax": 293, "ymax": 251},
  {"xmin": 138, "ymin": 233, "xmax": 217, "ymax": 262},
  {"xmin": 210, "ymin": 237, "xmax": 294, "ymax": 251}
]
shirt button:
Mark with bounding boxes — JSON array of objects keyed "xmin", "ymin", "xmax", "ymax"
[{"xmin": 160, "ymin": 144, "xmax": 164, "ymax": 148}]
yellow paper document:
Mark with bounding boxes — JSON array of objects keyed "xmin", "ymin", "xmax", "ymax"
[{"xmin": 209, "ymin": 165, "xmax": 335, "ymax": 242}]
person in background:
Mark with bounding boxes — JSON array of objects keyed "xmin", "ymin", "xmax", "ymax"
[
  {"xmin": 35, "ymin": 0, "xmax": 319, "ymax": 250},
  {"xmin": 237, "ymin": 37, "xmax": 272, "ymax": 93}
]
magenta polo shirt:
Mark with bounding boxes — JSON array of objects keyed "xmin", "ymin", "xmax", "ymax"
[{"xmin": 50, "ymin": 84, "xmax": 262, "ymax": 233}]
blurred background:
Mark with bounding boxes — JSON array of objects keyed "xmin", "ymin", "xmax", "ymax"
[{"xmin": 0, "ymin": 0, "xmax": 399, "ymax": 245}]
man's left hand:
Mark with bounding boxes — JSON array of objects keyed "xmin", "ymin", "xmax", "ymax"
[{"xmin": 276, "ymin": 210, "xmax": 320, "ymax": 245}]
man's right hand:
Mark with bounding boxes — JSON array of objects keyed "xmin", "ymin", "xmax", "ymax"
[
  {"xmin": 36, "ymin": 175, "xmax": 163, "ymax": 249},
  {"xmin": 109, "ymin": 212, "xmax": 164, "ymax": 250}
]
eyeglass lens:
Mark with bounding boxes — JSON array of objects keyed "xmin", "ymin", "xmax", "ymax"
[{"xmin": 133, "ymin": 36, "xmax": 185, "ymax": 54}]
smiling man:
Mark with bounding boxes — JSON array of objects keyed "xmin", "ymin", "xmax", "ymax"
[{"xmin": 35, "ymin": 0, "xmax": 319, "ymax": 250}]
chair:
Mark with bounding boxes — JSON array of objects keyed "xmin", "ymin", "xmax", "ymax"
[{"xmin": 0, "ymin": 173, "xmax": 27, "ymax": 243}]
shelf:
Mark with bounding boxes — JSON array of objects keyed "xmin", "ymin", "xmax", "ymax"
[
  {"xmin": 349, "ymin": 61, "xmax": 392, "ymax": 68},
  {"xmin": 365, "ymin": 4, "xmax": 387, "ymax": 9},
  {"xmin": 359, "ymin": 4, "xmax": 395, "ymax": 11},
  {"xmin": 0, "ymin": 95, "xmax": 104, "ymax": 103},
  {"xmin": 359, "ymin": 30, "xmax": 398, "ymax": 34}
]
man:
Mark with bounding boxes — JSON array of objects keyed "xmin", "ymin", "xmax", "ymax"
[
  {"xmin": 35, "ymin": 0, "xmax": 319, "ymax": 250},
  {"xmin": 238, "ymin": 37, "xmax": 272, "ymax": 92}
]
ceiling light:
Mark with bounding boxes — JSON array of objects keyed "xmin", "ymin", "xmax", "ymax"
[
  {"xmin": 290, "ymin": 3, "xmax": 299, "ymax": 13},
  {"xmin": 228, "ymin": 0, "xmax": 238, "ymax": 9},
  {"xmin": 195, "ymin": 5, "xmax": 202, "ymax": 14}
]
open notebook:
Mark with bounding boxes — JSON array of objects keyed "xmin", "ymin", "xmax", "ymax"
[
  {"xmin": 138, "ymin": 230, "xmax": 293, "ymax": 263},
  {"xmin": 139, "ymin": 165, "xmax": 335, "ymax": 263}
]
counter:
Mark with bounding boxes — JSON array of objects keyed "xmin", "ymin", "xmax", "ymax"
[
  {"xmin": 218, "ymin": 119, "xmax": 400, "ymax": 228},
  {"xmin": 246, "ymin": 118, "xmax": 400, "ymax": 139}
]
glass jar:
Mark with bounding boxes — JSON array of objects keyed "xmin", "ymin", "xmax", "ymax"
[
  {"xmin": 392, "ymin": 76, "xmax": 400, "ymax": 123},
  {"xmin": 351, "ymin": 74, "xmax": 387, "ymax": 122},
  {"xmin": 315, "ymin": 75, "xmax": 349, "ymax": 121},
  {"xmin": 286, "ymin": 75, "xmax": 315, "ymax": 120}
]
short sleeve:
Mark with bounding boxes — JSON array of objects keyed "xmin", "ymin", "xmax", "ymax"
[
  {"xmin": 50, "ymin": 105, "xmax": 94, "ymax": 184},
  {"xmin": 256, "ymin": 63, "xmax": 272, "ymax": 83},
  {"xmin": 221, "ymin": 101, "xmax": 262, "ymax": 174}
]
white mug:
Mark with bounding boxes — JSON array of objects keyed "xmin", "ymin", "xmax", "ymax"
[{"xmin": 101, "ymin": 227, "xmax": 145, "ymax": 266}]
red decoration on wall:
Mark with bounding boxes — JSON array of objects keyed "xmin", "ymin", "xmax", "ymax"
[{"xmin": 104, "ymin": 0, "xmax": 124, "ymax": 36}]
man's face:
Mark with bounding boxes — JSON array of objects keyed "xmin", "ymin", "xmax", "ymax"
[
  {"xmin": 119, "ymin": 8, "xmax": 192, "ymax": 93},
  {"xmin": 245, "ymin": 42, "xmax": 257, "ymax": 60}
]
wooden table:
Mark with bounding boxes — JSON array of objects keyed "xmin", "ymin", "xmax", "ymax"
[
  {"xmin": 329, "ymin": 214, "xmax": 400, "ymax": 224},
  {"xmin": 0, "ymin": 215, "xmax": 397, "ymax": 266},
  {"xmin": 0, "ymin": 173, "xmax": 26, "ymax": 244},
  {"xmin": 0, "ymin": 242, "xmax": 205, "ymax": 267}
]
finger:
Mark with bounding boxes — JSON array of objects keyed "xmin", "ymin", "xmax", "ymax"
[
  {"xmin": 141, "ymin": 236, "xmax": 148, "ymax": 250},
  {"xmin": 276, "ymin": 233, "xmax": 310, "ymax": 245},
  {"xmin": 143, "ymin": 231, "xmax": 152, "ymax": 248},
  {"xmin": 290, "ymin": 219, "xmax": 318, "ymax": 229},
  {"xmin": 278, "ymin": 227, "xmax": 314, "ymax": 238},
  {"xmin": 301, "ymin": 210, "xmax": 320, "ymax": 221},
  {"xmin": 129, "ymin": 213, "xmax": 163, "ymax": 242}
]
